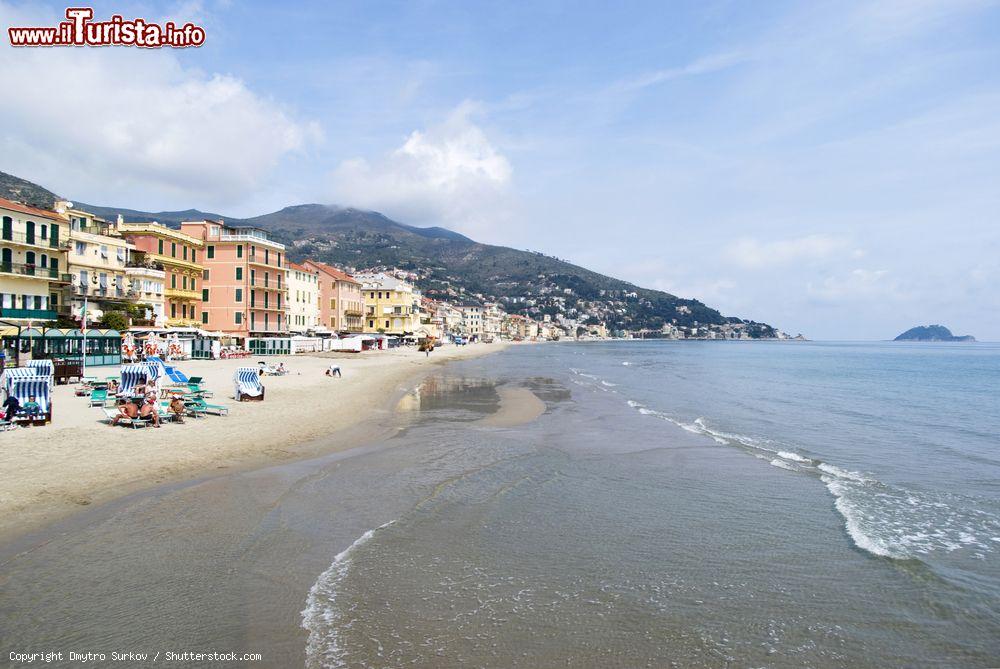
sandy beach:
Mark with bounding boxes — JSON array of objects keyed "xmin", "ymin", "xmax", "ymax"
[{"xmin": 0, "ymin": 342, "xmax": 509, "ymax": 539}]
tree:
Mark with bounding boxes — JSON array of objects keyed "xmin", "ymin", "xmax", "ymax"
[{"xmin": 99, "ymin": 311, "xmax": 129, "ymax": 331}]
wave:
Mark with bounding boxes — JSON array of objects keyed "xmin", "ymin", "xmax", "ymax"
[
  {"xmin": 302, "ymin": 521, "xmax": 396, "ymax": 668},
  {"xmin": 622, "ymin": 398, "xmax": 1000, "ymax": 561}
]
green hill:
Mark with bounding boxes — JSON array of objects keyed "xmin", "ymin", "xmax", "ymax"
[{"xmin": 0, "ymin": 171, "xmax": 778, "ymax": 335}]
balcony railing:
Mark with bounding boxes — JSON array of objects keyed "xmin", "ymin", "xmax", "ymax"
[
  {"xmin": 164, "ymin": 287, "xmax": 200, "ymax": 300},
  {"xmin": 0, "ymin": 262, "xmax": 71, "ymax": 282},
  {"xmin": 0, "ymin": 307, "xmax": 58, "ymax": 320},
  {"xmin": 127, "ymin": 259, "xmax": 165, "ymax": 271},
  {"xmin": 1, "ymin": 230, "xmax": 66, "ymax": 249}
]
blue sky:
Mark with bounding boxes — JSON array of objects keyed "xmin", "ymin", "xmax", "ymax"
[{"xmin": 2, "ymin": 0, "xmax": 999, "ymax": 339}]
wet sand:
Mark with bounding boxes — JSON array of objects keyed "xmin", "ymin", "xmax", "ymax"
[
  {"xmin": 475, "ymin": 385, "xmax": 547, "ymax": 427},
  {"xmin": 0, "ymin": 342, "xmax": 510, "ymax": 540}
]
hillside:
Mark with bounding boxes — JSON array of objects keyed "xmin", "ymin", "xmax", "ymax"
[
  {"xmin": 0, "ymin": 171, "xmax": 778, "ymax": 335},
  {"xmin": 894, "ymin": 325, "xmax": 975, "ymax": 342}
]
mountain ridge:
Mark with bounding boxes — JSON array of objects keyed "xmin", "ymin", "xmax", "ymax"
[{"xmin": 0, "ymin": 169, "xmax": 780, "ymax": 336}]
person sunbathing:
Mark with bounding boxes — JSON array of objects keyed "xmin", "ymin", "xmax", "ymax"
[
  {"xmin": 139, "ymin": 398, "xmax": 161, "ymax": 428},
  {"xmin": 110, "ymin": 400, "xmax": 139, "ymax": 426},
  {"xmin": 168, "ymin": 395, "xmax": 187, "ymax": 424}
]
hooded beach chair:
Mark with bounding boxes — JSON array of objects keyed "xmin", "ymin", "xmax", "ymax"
[
  {"xmin": 27, "ymin": 359, "xmax": 55, "ymax": 385},
  {"xmin": 119, "ymin": 363, "xmax": 152, "ymax": 397},
  {"xmin": 2, "ymin": 367, "xmax": 41, "ymax": 396},
  {"xmin": 233, "ymin": 367, "xmax": 265, "ymax": 402},
  {"xmin": 12, "ymin": 376, "xmax": 51, "ymax": 426}
]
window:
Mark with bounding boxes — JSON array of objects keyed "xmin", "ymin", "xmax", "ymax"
[
  {"xmin": 182, "ymin": 304, "xmax": 188, "ymax": 319},
  {"xmin": 191, "ymin": 279, "xmax": 196, "ymax": 291},
  {"xmin": 236, "ymin": 267, "xmax": 243, "ymax": 281},
  {"xmin": 75, "ymin": 241, "xmax": 86, "ymax": 255},
  {"xmin": 182, "ymin": 276, "xmax": 188, "ymax": 290},
  {"xmin": 158, "ymin": 239, "xmax": 164, "ymax": 254},
  {"xmin": 100, "ymin": 245, "xmax": 108, "ymax": 258},
  {"xmin": 330, "ymin": 298, "xmax": 336, "ymax": 309},
  {"xmin": 171, "ymin": 274, "xmax": 177, "ymax": 288},
  {"xmin": 235, "ymin": 289, "xmax": 243, "ymax": 302},
  {"xmin": 171, "ymin": 242, "xmax": 177, "ymax": 257},
  {"xmin": 40, "ymin": 224, "xmax": 47, "ymax": 239},
  {"xmin": 207, "ymin": 245, "xmax": 214, "ymax": 259},
  {"xmin": 235, "ymin": 312, "xmax": 243, "ymax": 324},
  {"xmin": 183, "ymin": 246, "xmax": 188, "ymax": 260},
  {"xmin": 369, "ymin": 320, "xmax": 374, "ymax": 328},
  {"xmin": 202, "ymin": 312, "xmax": 208, "ymax": 324},
  {"xmin": 277, "ymin": 253, "xmax": 282, "ymax": 267},
  {"xmin": 237, "ymin": 245, "xmax": 243, "ymax": 258},
  {"xmin": 264, "ymin": 249, "xmax": 269, "ymax": 265},
  {"xmin": 202, "ymin": 289, "xmax": 209, "ymax": 301},
  {"xmin": 171, "ymin": 304, "xmax": 176, "ymax": 318},
  {"xmin": 385, "ymin": 320, "xmax": 390, "ymax": 329},
  {"xmin": 191, "ymin": 249, "xmax": 197, "ymax": 263},
  {"xmin": 203, "ymin": 269, "xmax": 210, "ymax": 280}
]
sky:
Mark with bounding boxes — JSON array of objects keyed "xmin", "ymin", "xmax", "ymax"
[{"xmin": 1, "ymin": 0, "xmax": 998, "ymax": 340}]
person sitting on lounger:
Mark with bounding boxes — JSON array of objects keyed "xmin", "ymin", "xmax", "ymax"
[
  {"xmin": 108, "ymin": 379, "xmax": 119, "ymax": 393},
  {"xmin": 325, "ymin": 364, "xmax": 342, "ymax": 378},
  {"xmin": 2, "ymin": 393, "xmax": 20, "ymax": 421},
  {"xmin": 139, "ymin": 397, "xmax": 161, "ymax": 428},
  {"xmin": 168, "ymin": 395, "xmax": 187, "ymax": 424},
  {"xmin": 277, "ymin": 362, "xmax": 287, "ymax": 375},
  {"xmin": 110, "ymin": 400, "xmax": 139, "ymax": 426},
  {"xmin": 22, "ymin": 396, "xmax": 40, "ymax": 416}
]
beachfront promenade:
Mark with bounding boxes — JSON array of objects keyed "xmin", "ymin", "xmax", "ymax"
[{"xmin": 0, "ymin": 342, "xmax": 508, "ymax": 539}]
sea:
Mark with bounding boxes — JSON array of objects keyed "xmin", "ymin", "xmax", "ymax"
[{"xmin": 1, "ymin": 340, "xmax": 998, "ymax": 668}]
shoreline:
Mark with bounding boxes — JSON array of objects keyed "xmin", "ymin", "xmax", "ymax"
[{"xmin": 0, "ymin": 342, "xmax": 511, "ymax": 542}]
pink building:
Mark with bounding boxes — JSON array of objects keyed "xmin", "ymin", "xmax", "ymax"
[
  {"xmin": 301, "ymin": 260, "xmax": 364, "ymax": 333},
  {"xmin": 179, "ymin": 221, "xmax": 287, "ymax": 336}
]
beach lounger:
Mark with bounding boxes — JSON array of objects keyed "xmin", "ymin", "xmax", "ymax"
[
  {"xmin": 12, "ymin": 377, "xmax": 51, "ymax": 426},
  {"xmin": 186, "ymin": 397, "xmax": 230, "ymax": 416},
  {"xmin": 233, "ymin": 367, "xmax": 265, "ymax": 402},
  {"xmin": 88, "ymin": 388, "xmax": 109, "ymax": 407},
  {"xmin": 101, "ymin": 406, "xmax": 147, "ymax": 429}
]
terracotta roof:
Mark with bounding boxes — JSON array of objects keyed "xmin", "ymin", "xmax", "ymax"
[
  {"xmin": 0, "ymin": 197, "xmax": 65, "ymax": 222},
  {"xmin": 302, "ymin": 260, "xmax": 359, "ymax": 284},
  {"xmin": 288, "ymin": 261, "xmax": 314, "ymax": 272}
]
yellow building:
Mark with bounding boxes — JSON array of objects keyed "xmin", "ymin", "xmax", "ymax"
[
  {"xmin": 119, "ymin": 223, "xmax": 204, "ymax": 327},
  {"xmin": 0, "ymin": 197, "xmax": 69, "ymax": 323},
  {"xmin": 56, "ymin": 202, "xmax": 135, "ymax": 324},
  {"xmin": 356, "ymin": 272, "xmax": 421, "ymax": 335}
]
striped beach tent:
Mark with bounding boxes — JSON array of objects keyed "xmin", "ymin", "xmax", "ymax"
[
  {"xmin": 233, "ymin": 366, "xmax": 264, "ymax": 401},
  {"xmin": 12, "ymin": 376, "xmax": 51, "ymax": 424},
  {"xmin": 2, "ymin": 367, "xmax": 43, "ymax": 395},
  {"xmin": 120, "ymin": 363, "xmax": 152, "ymax": 396}
]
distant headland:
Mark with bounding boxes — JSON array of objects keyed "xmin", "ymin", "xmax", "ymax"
[{"xmin": 894, "ymin": 325, "xmax": 976, "ymax": 342}]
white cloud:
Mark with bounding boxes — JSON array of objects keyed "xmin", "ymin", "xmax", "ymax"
[
  {"xmin": 806, "ymin": 268, "xmax": 905, "ymax": 302},
  {"xmin": 723, "ymin": 234, "xmax": 853, "ymax": 269},
  {"xmin": 0, "ymin": 2, "xmax": 318, "ymax": 208},
  {"xmin": 329, "ymin": 102, "xmax": 512, "ymax": 234}
]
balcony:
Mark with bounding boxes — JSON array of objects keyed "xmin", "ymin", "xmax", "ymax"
[
  {"xmin": 70, "ymin": 285, "xmax": 129, "ymax": 300},
  {"xmin": 1, "ymin": 230, "xmax": 67, "ymax": 249},
  {"xmin": 0, "ymin": 307, "xmax": 58, "ymax": 320},
  {"xmin": 164, "ymin": 287, "xmax": 201, "ymax": 301},
  {"xmin": 0, "ymin": 262, "xmax": 71, "ymax": 282},
  {"xmin": 152, "ymin": 254, "xmax": 202, "ymax": 273},
  {"xmin": 127, "ymin": 258, "xmax": 165, "ymax": 271},
  {"xmin": 344, "ymin": 308, "xmax": 364, "ymax": 316},
  {"xmin": 248, "ymin": 254, "xmax": 282, "ymax": 268}
]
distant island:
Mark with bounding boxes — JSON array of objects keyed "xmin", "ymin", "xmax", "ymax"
[{"xmin": 894, "ymin": 325, "xmax": 976, "ymax": 342}]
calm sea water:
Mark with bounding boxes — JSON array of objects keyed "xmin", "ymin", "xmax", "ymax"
[
  {"xmin": 1, "ymin": 341, "xmax": 998, "ymax": 668},
  {"xmin": 304, "ymin": 341, "xmax": 1000, "ymax": 668}
]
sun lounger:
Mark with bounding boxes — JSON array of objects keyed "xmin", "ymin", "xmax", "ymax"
[
  {"xmin": 89, "ymin": 388, "xmax": 109, "ymax": 407},
  {"xmin": 233, "ymin": 367, "xmax": 265, "ymax": 402},
  {"xmin": 101, "ymin": 406, "xmax": 147, "ymax": 429},
  {"xmin": 186, "ymin": 397, "xmax": 229, "ymax": 416}
]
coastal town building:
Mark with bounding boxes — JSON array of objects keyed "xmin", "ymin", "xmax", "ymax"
[
  {"xmin": 0, "ymin": 197, "xmax": 69, "ymax": 323},
  {"xmin": 119, "ymin": 222, "xmax": 204, "ymax": 327},
  {"xmin": 356, "ymin": 272, "xmax": 421, "ymax": 335},
  {"xmin": 180, "ymin": 221, "xmax": 287, "ymax": 336},
  {"xmin": 482, "ymin": 302, "xmax": 504, "ymax": 341},
  {"xmin": 459, "ymin": 304, "xmax": 483, "ymax": 339},
  {"xmin": 124, "ymin": 254, "xmax": 166, "ymax": 326},
  {"xmin": 301, "ymin": 260, "xmax": 364, "ymax": 334},
  {"xmin": 286, "ymin": 262, "xmax": 321, "ymax": 333},
  {"xmin": 56, "ymin": 203, "xmax": 133, "ymax": 324}
]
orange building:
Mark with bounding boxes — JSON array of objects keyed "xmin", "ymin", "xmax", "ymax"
[
  {"xmin": 300, "ymin": 260, "xmax": 363, "ymax": 334},
  {"xmin": 180, "ymin": 221, "xmax": 287, "ymax": 336}
]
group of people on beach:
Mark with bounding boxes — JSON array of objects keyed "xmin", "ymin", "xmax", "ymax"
[{"xmin": 108, "ymin": 383, "xmax": 189, "ymax": 428}]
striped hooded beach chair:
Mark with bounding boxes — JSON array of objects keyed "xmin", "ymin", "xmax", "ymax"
[
  {"xmin": 2, "ymin": 367, "xmax": 40, "ymax": 396},
  {"xmin": 12, "ymin": 376, "xmax": 51, "ymax": 425},
  {"xmin": 27, "ymin": 359, "xmax": 55, "ymax": 382},
  {"xmin": 119, "ymin": 363, "xmax": 152, "ymax": 397},
  {"xmin": 233, "ymin": 366, "xmax": 265, "ymax": 401}
]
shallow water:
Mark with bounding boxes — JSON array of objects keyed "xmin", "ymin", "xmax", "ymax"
[{"xmin": 2, "ymin": 342, "xmax": 999, "ymax": 668}]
